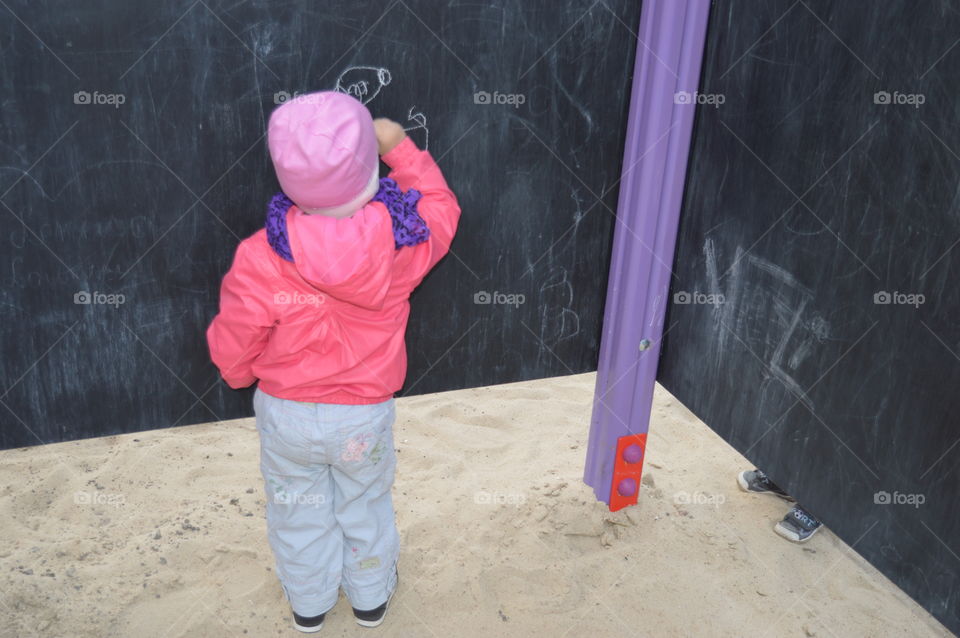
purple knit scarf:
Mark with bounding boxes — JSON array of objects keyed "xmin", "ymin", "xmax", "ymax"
[{"xmin": 265, "ymin": 177, "xmax": 430, "ymax": 262}]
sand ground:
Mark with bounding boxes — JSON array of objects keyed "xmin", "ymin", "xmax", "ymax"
[{"xmin": 0, "ymin": 373, "xmax": 951, "ymax": 637}]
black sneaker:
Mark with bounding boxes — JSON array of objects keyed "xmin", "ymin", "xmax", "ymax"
[
  {"xmin": 353, "ymin": 570, "xmax": 398, "ymax": 628},
  {"xmin": 774, "ymin": 505, "xmax": 823, "ymax": 543},
  {"xmin": 737, "ymin": 469, "xmax": 795, "ymax": 501},
  {"xmin": 292, "ymin": 610, "xmax": 326, "ymax": 633}
]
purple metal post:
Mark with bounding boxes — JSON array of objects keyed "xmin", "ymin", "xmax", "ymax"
[{"xmin": 584, "ymin": 0, "xmax": 711, "ymax": 506}]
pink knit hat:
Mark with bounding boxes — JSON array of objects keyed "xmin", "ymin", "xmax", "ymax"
[{"xmin": 267, "ymin": 91, "xmax": 379, "ymax": 218}]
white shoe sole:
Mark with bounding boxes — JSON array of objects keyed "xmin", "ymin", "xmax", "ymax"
[
  {"xmin": 355, "ymin": 575, "xmax": 398, "ymax": 628},
  {"xmin": 774, "ymin": 521, "xmax": 819, "ymax": 543},
  {"xmin": 293, "ymin": 605, "xmax": 333, "ymax": 633},
  {"xmin": 736, "ymin": 471, "xmax": 752, "ymax": 492},
  {"xmin": 357, "ymin": 617, "xmax": 384, "ymax": 628},
  {"xmin": 293, "ymin": 620, "xmax": 324, "ymax": 633}
]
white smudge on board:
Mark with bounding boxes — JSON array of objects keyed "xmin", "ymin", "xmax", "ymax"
[{"xmin": 703, "ymin": 238, "xmax": 830, "ymax": 415}]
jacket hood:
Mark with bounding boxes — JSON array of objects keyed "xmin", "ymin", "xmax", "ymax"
[{"xmin": 285, "ymin": 203, "xmax": 395, "ymax": 310}]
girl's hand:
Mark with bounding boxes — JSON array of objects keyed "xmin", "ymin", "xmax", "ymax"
[{"xmin": 373, "ymin": 118, "xmax": 407, "ymax": 155}]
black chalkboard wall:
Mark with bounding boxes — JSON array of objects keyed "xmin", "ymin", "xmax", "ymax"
[
  {"xmin": 660, "ymin": 1, "xmax": 960, "ymax": 633},
  {"xmin": 0, "ymin": 1, "xmax": 641, "ymax": 449}
]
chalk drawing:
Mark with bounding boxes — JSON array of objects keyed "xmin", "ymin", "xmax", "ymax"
[
  {"xmin": 333, "ymin": 67, "xmax": 429, "ymax": 149},
  {"xmin": 334, "ymin": 66, "xmax": 392, "ymax": 105},
  {"xmin": 403, "ymin": 106, "xmax": 429, "ymax": 150},
  {"xmin": 538, "ymin": 266, "xmax": 580, "ymax": 347}
]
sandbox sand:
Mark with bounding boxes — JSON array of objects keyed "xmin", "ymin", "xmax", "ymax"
[{"xmin": 0, "ymin": 373, "xmax": 951, "ymax": 637}]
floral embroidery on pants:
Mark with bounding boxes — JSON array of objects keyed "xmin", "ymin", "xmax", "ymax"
[{"xmin": 342, "ymin": 433, "xmax": 372, "ymax": 462}]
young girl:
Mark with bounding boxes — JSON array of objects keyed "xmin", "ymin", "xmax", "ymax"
[{"xmin": 206, "ymin": 91, "xmax": 460, "ymax": 632}]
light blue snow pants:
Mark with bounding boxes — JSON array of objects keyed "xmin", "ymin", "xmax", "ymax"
[{"xmin": 253, "ymin": 388, "xmax": 400, "ymax": 615}]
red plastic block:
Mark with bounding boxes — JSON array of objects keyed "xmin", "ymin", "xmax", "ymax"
[{"xmin": 608, "ymin": 433, "xmax": 647, "ymax": 512}]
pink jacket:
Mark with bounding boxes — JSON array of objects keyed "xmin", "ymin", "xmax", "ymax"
[{"xmin": 206, "ymin": 137, "xmax": 461, "ymax": 404}]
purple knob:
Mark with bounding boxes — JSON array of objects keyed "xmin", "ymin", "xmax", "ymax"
[
  {"xmin": 617, "ymin": 477, "xmax": 638, "ymax": 497},
  {"xmin": 623, "ymin": 444, "xmax": 643, "ymax": 464}
]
